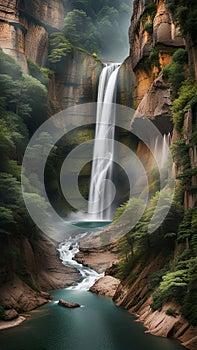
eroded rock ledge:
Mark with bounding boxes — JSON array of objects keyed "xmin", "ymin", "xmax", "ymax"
[{"xmin": 89, "ymin": 276, "xmax": 120, "ymax": 298}]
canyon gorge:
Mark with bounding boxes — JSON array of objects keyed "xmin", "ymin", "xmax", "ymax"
[{"xmin": 0, "ymin": 1, "xmax": 196, "ymax": 350}]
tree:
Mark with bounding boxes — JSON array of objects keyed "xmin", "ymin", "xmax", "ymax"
[
  {"xmin": 48, "ymin": 32, "xmax": 73, "ymax": 63},
  {"xmin": 63, "ymin": 9, "xmax": 99, "ymax": 52}
]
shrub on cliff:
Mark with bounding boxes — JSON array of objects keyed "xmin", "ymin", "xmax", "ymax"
[
  {"xmin": 162, "ymin": 49, "xmax": 188, "ymax": 97},
  {"xmin": 166, "ymin": 0, "xmax": 197, "ymax": 40}
]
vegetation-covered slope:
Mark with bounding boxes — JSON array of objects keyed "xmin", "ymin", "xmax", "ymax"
[
  {"xmin": 49, "ymin": 0, "xmax": 132, "ymax": 61},
  {"xmin": 110, "ymin": 1, "xmax": 197, "ymax": 342}
]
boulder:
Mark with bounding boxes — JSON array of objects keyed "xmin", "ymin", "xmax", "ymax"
[
  {"xmin": 89, "ymin": 276, "xmax": 120, "ymax": 297},
  {"xmin": 4, "ymin": 309, "xmax": 18, "ymax": 321},
  {"xmin": 58, "ymin": 300, "xmax": 80, "ymax": 308}
]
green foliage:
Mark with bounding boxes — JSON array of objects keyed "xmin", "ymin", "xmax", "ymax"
[
  {"xmin": 151, "ymin": 269, "xmax": 188, "ymax": 310},
  {"xmin": 55, "ymin": 0, "xmax": 132, "ymax": 60},
  {"xmin": 27, "ymin": 59, "xmax": 52, "ymax": 85},
  {"xmin": 19, "ymin": 74, "xmax": 48, "ymax": 131},
  {"xmin": 148, "ymin": 268, "xmax": 168, "ymax": 292},
  {"xmin": 148, "ymin": 48, "xmax": 161, "ymax": 70},
  {"xmin": 140, "ymin": 2, "xmax": 157, "ymax": 27},
  {"xmin": 172, "ymin": 77, "xmax": 197, "ymax": 132},
  {"xmin": 0, "ymin": 49, "xmax": 49, "ymax": 237},
  {"xmin": 0, "ymin": 171, "xmax": 23, "ymax": 236},
  {"xmin": 165, "ymin": 308, "xmax": 179, "ymax": 317},
  {"xmin": 150, "ymin": 257, "xmax": 197, "ymax": 325},
  {"xmin": 0, "ymin": 173, "xmax": 22, "ymax": 208},
  {"xmin": 114, "ymin": 190, "xmax": 181, "ymax": 281},
  {"xmin": 0, "ymin": 49, "xmax": 22, "ymax": 79},
  {"xmin": 63, "ymin": 9, "xmax": 99, "ymax": 53},
  {"xmin": 48, "ymin": 32, "xmax": 73, "ymax": 63},
  {"xmin": 0, "ymin": 52, "xmax": 48, "ymax": 134},
  {"xmin": 162, "ymin": 49, "xmax": 188, "ymax": 97},
  {"xmin": 0, "ymin": 206, "xmax": 15, "ymax": 235},
  {"xmin": 181, "ymin": 260, "xmax": 197, "ymax": 325},
  {"xmin": 166, "ymin": 0, "xmax": 197, "ymax": 40},
  {"xmin": 143, "ymin": 20, "xmax": 153, "ymax": 34}
]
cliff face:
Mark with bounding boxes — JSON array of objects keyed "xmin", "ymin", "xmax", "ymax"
[
  {"xmin": 120, "ymin": 0, "xmax": 184, "ymax": 108},
  {"xmin": 0, "ymin": 0, "xmax": 102, "ymax": 320},
  {"xmin": 0, "ymin": 0, "xmax": 65, "ymax": 71},
  {"xmin": 111, "ymin": 2, "xmax": 197, "ymax": 350},
  {"xmin": 0, "ymin": 0, "xmax": 102, "ymax": 109},
  {"xmin": 0, "ymin": 232, "xmax": 79, "ymax": 315},
  {"xmin": 52, "ymin": 50, "xmax": 102, "ymax": 110},
  {"xmin": 113, "ymin": 254, "xmax": 197, "ymax": 350},
  {"xmin": 118, "ymin": 0, "xmax": 184, "ymax": 174}
]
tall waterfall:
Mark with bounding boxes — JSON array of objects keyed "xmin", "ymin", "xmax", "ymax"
[{"xmin": 88, "ymin": 63, "xmax": 120, "ymax": 220}]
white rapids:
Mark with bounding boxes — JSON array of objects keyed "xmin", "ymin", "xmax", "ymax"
[{"xmin": 58, "ymin": 233, "xmax": 103, "ymax": 290}]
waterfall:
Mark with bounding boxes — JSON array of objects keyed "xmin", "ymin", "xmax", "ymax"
[
  {"xmin": 153, "ymin": 133, "xmax": 172, "ymax": 168},
  {"xmin": 88, "ymin": 63, "xmax": 120, "ymax": 220}
]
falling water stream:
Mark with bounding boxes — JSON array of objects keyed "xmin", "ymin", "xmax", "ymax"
[
  {"xmin": 88, "ymin": 63, "xmax": 120, "ymax": 220},
  {"xmin": 153, "ymin": 133, "xmax": 172, "ymax": 168}
]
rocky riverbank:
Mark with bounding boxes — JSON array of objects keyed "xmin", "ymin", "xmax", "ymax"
[
  {"xmin": 88, "ymin": 250, "xmax": 197, "ymax": 350},
  {"xmin": 0, "ymin": 232, "xmax": 79, "ymax": 328}
]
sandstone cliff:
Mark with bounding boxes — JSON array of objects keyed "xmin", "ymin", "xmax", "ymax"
[
  {"xmin": 119, "ymin": 0, "xmax": 184, "ymax": 108},
  {"xmin": 113, "ymin": 254, "xmax": 197, "ymax": 350},
  {"xmin": 112, "ymin": 2, "xmax": 197, "ymax": 350},
  {"xmin": 0, "ymin": 0, "xmax": 102, "ymax": 322},
  {"xmin": 0, "ymin": 0, "xmax": 65, "ymax": 71},
  {"xmin": 51, "ymin": 49, "xmax": 102, "ymax": 110},
  {"xmin": 0, "ymin": 232, "xmax": 79, "ymax": 322}
]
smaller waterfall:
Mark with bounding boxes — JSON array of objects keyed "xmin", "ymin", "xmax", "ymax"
[
  {"xmin": 153, "ymin": 133, "xmax": 171, "ymax": 168},
  {"xmin": 58, "ymin": 233, "xmax": 103, "ymax": 290},
  {"xmin": 88, "ymin": 63, "xmax": 120, "ymax": 220}
]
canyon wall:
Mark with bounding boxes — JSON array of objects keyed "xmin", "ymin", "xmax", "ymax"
[
  {"xmin": 0, "ymin": 0, "xmax": 102, "ymax": 109},
  {"xmin": 113, "ymin": 2, "xmax": 197, "ymax": 349},
  {"xmin": 0, "ymin": 0, "xmax": 102, "ymax": 317},
  {"xmin": 0, "ymin": 0, "xmax": 65, "ymax": 71},
  {"xmin": 0, "ymin": 232, "xmax": 79, "ymax": 318}
]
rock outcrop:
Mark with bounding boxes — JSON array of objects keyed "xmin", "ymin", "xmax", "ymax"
[
  {"xmin": 52, "ymin": 50, "xmax": 103, "ymax": 109},
  {"xmin": 89, "ymin": 276, "xmax": 120, "ymax": 298},
  {"xmin": 75, "ymin": 242, "xmax": 119, "ymax": 274},
  {"xmin": 0, "ymin": 233, "xmax": 79, "ymax": 313},
  {"xmin": 119, "ymin": 0, "xmax": 184, "ymax": 107},
  {"xmin": 58, "ymin": 300, "xmax": 80, "ymax": 308},
  {"xmin": 133, "ymin": 73, "xmax": 173, "ymax": 133}
]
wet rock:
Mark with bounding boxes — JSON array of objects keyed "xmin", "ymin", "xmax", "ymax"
[
  {"xmin": 90, "ymin": 276, "xmax": 120, "ymax": 297},
  {"xmin": 4, "ymin": 309, "xmax": 18, "ymax": 321},
  {"xmin": 58, "ymin": 300, "xmax": 80, "ymax": 308}
]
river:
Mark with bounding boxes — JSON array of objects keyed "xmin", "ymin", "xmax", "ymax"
[{"xmin": 0, "ymin": 229, "xmax": 186, "ymax": 350}]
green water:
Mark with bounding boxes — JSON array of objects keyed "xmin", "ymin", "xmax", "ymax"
[{"xmin": 0, "ymin": 289, "xmax": 186, "ymax": 350}]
